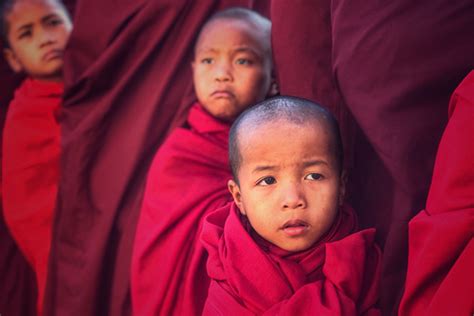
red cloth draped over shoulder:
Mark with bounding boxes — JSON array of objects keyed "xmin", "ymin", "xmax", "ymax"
[
  {"xmin": 44, "ymin": 1, "xmax": 270, "ymax": 315},
  {"xmin": 2, "ymin": 78, "xmax": 62, "ymax": 314},
  {"xmin": 399, "ymin": 71, "xmax": 474, "ymax": 316},
  {"xmin": 271, "ymin": 1, "xmax": 474, "ymax": 313},
  {"xmin": 131, "ymin": 103, "xmax": 233, "ymax": 315},
  {"xmin": 201, "ymin": 202, "xmax": 382, "ymax": 315}
]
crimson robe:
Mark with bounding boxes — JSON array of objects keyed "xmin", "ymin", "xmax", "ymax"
[
  {"xmin": 44, "ymin": 2, "xmax": 270, "ymax": 315},
  {"xmin": 2, "ymin": 78, "xmax": 62, "ymax": 314},
  {"xmin": 271, "ymin": 1, "xmax": 474, "ymax": 313},
  {"xmin": 131, "ymin": 103, "xmax": 233, "ymax": 315},
  {"xmin": 398, "ymin": 71, "xmax": 474, "ymax": 316},
  {"xmin": 201, "ymin": 202, "xmax": 382, "ymax": 315}
]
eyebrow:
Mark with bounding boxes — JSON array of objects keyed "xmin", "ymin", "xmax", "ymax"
[
  {"xmin": 302, "ymin": 160, "xmax": 329, "ymax": 168},
  {"xmin": 252, "ymin": 160, "xmax": 329, "ymax": 174},
  {"xmin": 42, "ymin": 14, "xmax": 61, "ymax": 23},
  {"xmin": 251, "ymin": 165, "xmax": 277, "ymax": 174}
]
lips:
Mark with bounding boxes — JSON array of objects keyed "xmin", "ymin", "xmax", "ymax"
[
  {"xmin": 281, "ymin": 219, "xmax": 309, "ymax": 237},
  {"xmin": 43, "ymin": 49, "xmax": 63, "ymax": 62},
  {"xmin": 211, "ymin": 90, "xmax": 234, "ymax": 98}
]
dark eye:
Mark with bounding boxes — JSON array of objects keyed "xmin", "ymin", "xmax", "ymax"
[
  {"xmin": 305, "ymin": 173, "xmax": 323, "ymax": 181},
  {"xmin": 48, "ymin": 18, "xmax": 63, "ymax": 26},
  {"xmin": 201, "ymin": 58, "xmax": 213, "ymax": 64},
  {"xmin": 257, "ymin": 176, "xmax": 276, "ymax": 186},
  {"xmin": 18, "ymin": 30, "xmax": 32, "ymax": 39},
  {"xmin": 235, "ymin": 58, "xmax": 253, "ymax": 65}
]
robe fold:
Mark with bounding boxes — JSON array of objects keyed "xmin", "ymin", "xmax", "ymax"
[
  {"xmin": 271, "ymin": 1, "xmax": 474, "ymax": 313},
  {"xmin": 398, "ymin": 71, "xmax": 474, "ymax": 316},
  {"xmin": 131, "ymin": 103, "xmax": 233, "ymax": 315},
  {"xmin": 44, "ymin": 2, "xmax": 270, "ymax": 314},
  {"xmin": 2, "ymin": 78, "xmax": 62, "ymax": 314},
  {"xmin": 201, "ymin": 202, "xmax": 382, "ymax": 315}
]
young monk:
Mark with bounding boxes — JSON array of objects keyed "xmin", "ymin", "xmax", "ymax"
[
  {"xmin": 201, "ymin": 96, "xmax": 382, "ymax": 315},
  {"xmin": 399, "ymin": 71, "xmax": 474, "ymax": 316},
  {"xmin": 1, "ymin": 0, "xmax": 72, "ymax": 313},
  {"xmin": 131, "ymin": 7, "xmax": 277, "ymax": 316}
]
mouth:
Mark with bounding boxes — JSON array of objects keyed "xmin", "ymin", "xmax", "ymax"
[
  {"xmin": 280, "ymin": 219, "xmax": 309, "ymax": 237},
  {"xmin": 43, "ymin": 49, "xmax": 63, "ymax": 62},
  {"xmin": 211, "ymin": 90, "xmax": 234, "ymax": 99}
]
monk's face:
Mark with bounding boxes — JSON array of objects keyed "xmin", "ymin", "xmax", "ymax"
[
  {"xmin": 228, "ymin": 119, "xmax": 344, "ymax": 252},
  {"xmin": 192, "ymin": 18, "xmax": 274, "ymax": 122},
  {"xmin": 3, "ymin": 0, "xmax": 72, "ymax": 82}
]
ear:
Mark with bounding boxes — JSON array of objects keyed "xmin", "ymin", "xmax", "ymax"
[
  {"xmin": 4, "ymin": 48, "xmax": 23, "ymax": 73},
  {"xmin": 338, "ymin": 170, "xmax": 347, "ymax": 206},
  {"xmin": 266, "ymin": 77, "xmax": 279, "ymax": 97},
  {"xmin": 228, "ymin": 179, "xmax": 246, "ymax": 215}
]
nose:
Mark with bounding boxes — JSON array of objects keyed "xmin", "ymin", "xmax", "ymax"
[
  {"xmin": 39, "ymin": 28, "xmax": 56, "ymax": 48},
  {"xmin": 214, "ymin": 61, "xmax": 232, "ymax": 82},
  {"xmin": 281, "ymin": 181, "xmax": 307, "ymax": 210}
]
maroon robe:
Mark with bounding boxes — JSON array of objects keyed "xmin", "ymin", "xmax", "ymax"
[
  {"xmin": 0, "ymin": 51, "xmax": 37, "ymax": 316},
  {"xmin": 399, "ymin": 71, "xmax": 474, "ymax": 316},
  {"xmin": 201, "ymin": 202, "xmax": 382, "ymax": 315},
  {"xmin": 44, "ymin": 1, "xmax": 270, "ymax": 315},
  {"xmin": 3, "ymin": 78, "xmax": 62, "ymax": 314},
  {"xmin": 132, "ymin": 103, "xmax": 233, "ymax": 315},
  {"xmin": 271, "ymin": 1, "xmax": 474, "ymax": 313}
]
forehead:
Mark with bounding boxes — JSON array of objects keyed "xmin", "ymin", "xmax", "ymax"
[
  {"xmin": 195, "ymin": 17, "xmax": 268, "ymax": 54},
  {"xmin": 7, "ymin": 0, "xmax": 66, "ymax": 26},
  {"xmin": 238, "ymin": 119, "xmax": 336, "ymax": 169}
]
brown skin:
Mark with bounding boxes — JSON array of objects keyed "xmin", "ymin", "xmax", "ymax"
[
  {"xmin": 192, "ymin": 17, "xmax": 277, "ymax": 122},
  {"xmin": 229, "ymin": 119, "xmax": 345, "ymax": 252},
  {"xmin": 3, "ymin": 0, "xmax": 72, "ymax": 82}
]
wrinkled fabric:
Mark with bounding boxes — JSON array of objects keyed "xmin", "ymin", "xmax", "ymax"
[
  {"xmin": 132, "ymin": 104, "xmax": 233, "ymax": 315},
  {"xmin": 201, "ymin": 202, "xmax": 382, "ymax": 315},
  {"xmin": 3, "ymin": 78, "xmax": 62, "ymax": 314},
  {"xmin": 271, "ymin": 1, "xmax": 474, "ymax": 313},
  {"xmin": 0, "ymin": 54, "xmax": 37, "ymax": 316},
  {"xmin": 44, "ymin": 1, "xmax": 269, "ymax": 315},
  {"xmin": 399, "ymin": 71, "xmax": 474, "ymax": 316}
]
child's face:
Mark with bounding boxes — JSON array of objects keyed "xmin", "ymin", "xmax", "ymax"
[
  {"xmin": 229, "ymin": 119, "xmax": 344, "ymax": 252},
  {"xmin": 192, "ymin": 18, "xmax": 274, "ymax": 122},
  {"xmin": 4, "ymin": 0, "xmax": 72, "ymax": 82}
]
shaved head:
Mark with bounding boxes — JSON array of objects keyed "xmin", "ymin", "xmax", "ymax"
[
  {"xmin": 195, "ymin": 7, "xmax": 272, "ymax": 58},
  {"xmin": 229, "ymin": 96, "xmax": 344, "ymax": 183}
]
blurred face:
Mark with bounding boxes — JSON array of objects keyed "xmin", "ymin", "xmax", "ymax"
[
  {"xmin": 192, "ymin": 18, "xmax": 275, "ymax": 122},
  {"xmin": 229, "ymin": 119, "xmax": 344, "ymax": 252},
  {"xmin": 4, "ymin": 0, "xmax": 72, "ymax": 82}
]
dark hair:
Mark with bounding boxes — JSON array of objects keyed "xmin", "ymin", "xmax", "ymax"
[
  {"xmin": 229, "ymin": 96, "xmax": 344, "ymax": 183},
  {"xmin": 0, "ymin": 0, "xmax": 69, "ymax": 48}
]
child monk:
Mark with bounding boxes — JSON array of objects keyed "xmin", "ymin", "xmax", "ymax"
[
  {"xmin": 201, "ymin": 96, "xmax": 382, "ymax": 315},
  {"xmin": 1, "ymin": 0, "xmax": 72, "ymax": 313},
  {"xmin": 131, "ymin": 7, "xmax": 277, "ymax": 316}
]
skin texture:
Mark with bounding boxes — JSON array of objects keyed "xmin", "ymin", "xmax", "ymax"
[
  {"xmin": 3, "ymin": 0, "xmax": 72, "ymax": 82},
  {"xmin": 229, "ymin": 119, "xmax": 345, "ymax": 252},
  {"xmin": 192, "ymin": 17, "xmax": 276, "ymax": 122}
]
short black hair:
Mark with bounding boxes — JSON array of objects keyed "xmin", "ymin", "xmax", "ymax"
[
  {"xmin": 229, "ymin": 96, "xmax": 344, "ymax": 183},
  {"xmin": 0, "ymin": 0, "xmax": 69, "ymax": 48},
  {"xmin": 194, "ymin": 7, "xmax": 271, "ymax": 56}
]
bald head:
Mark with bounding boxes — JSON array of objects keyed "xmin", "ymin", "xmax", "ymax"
[
  {"xmin": 229, "ymin": 96, "xmax": 344, "ymax": 183},
  {"xmin": 195, "ymin": 7, "xmax": 272, "ymax": 58}
]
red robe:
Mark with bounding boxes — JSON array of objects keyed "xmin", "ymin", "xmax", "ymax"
[
  {"xmin": 271, "ymin": 1, "xmax": 474, "ymax": 313},
  {"xmin": 44, "ymin": 2, "xmax": 270, "ymax": 314},
  {"xmin": 2, "ymin": 78, "xmax": 62, "ymax": 314},
  {"xmin": 399, "ymin": 71, "xmax": 474, "ymax": 316},
  {"xmin": 131, "ymin": 103, "xmax": 233, "ymax": 315},
  {"xmin": 201, "ymin": 202, "xmax": 382, "ymax": 315}
]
